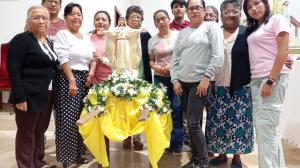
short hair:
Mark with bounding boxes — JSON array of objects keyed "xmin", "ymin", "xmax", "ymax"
[
  {"xmin": 64, "ymin": 2, "xmax": 82, "ymax": 17},
  {"xmin": 205, "ymin": 5, "xmax": 219, "ymax": 22},
  {"xmin": 153, "ymin": 9, "xmax": 170, "ymax": 21},
  {"xmin": 94, "ymin": 10, "xmax": 111, "ymax": 25},
  {"xmin": 41, "ymin": 0, "xmax": 62, "ymax": 5},
  {"xmin": 125, "ymin": 5, "xmax": 144, "ymax": 21},
  {"xmin": 170, "ymin": 0, "xmax": 187, "ymax": 9},
  {"xmin": 186, "ymin": 0, "xmax": 206, "ymax": 9},
  {"xmin": 27, "ymin": 5, "xmax": 49, "ymax": 19},
  {"xmin": 243, "ymin": 0, "xmax": 272, "ymax": 31},
  {"xmin": 220, "ymin": 0, "xmax": 241, "ymax": 14}
]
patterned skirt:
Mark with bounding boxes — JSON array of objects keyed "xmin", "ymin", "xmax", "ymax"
[
  {"xmin": 55, "ymin": 70, "xmax": 89, "ymax": 164},
  {"xmin": 206, "ymin": 85, "xmax": 254, "ymax": 154}
]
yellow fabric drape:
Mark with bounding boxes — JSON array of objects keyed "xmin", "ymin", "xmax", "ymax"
[{"xmin": 79, "ymin": 94, "xmax": 172, "ymax": 168}]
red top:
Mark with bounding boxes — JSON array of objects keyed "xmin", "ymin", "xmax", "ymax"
[{"xmin": 169, "ymin": 20, "xmax": 190, "ymax": 31}]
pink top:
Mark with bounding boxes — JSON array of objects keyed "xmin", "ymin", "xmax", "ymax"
[
  {"xmin": 90, "ymin": 34, "xmax": 112, "ymax": 84},
  {"xmin": 48, "ymin": 18, "xmax": 67, "ymax": 37},
  {"xmin": 247, "ymin": 14, "xmax": 290, "ymax": 78}
]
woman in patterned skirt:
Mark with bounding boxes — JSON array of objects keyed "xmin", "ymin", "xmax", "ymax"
[
  {"xmin": 54, "ymin": 3, "xmax": 102, "ymax": 167},
  {"xmin": 205, "ymin": 1, "xmax": 254, "ymax": 167}
]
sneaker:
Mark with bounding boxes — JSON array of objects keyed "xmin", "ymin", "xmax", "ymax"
[{"xmin": 172, "ymin": 149, "xmax": 182, "ymax": 156}]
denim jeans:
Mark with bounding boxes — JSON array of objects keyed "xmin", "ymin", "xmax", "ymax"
[
  {"xmin": 180, "ymin": 81, "xmax": 209, "ymax": 166},
  {"xmin": 251, "ymin": 73, "xmax": 288, "ymax": 168},
  {"xmin": 154, "ymin": 75, "xmax": 183, "ymax": 151}
]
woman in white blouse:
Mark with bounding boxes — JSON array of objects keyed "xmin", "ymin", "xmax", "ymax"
[{"xmin": 53, "ymin": 3, "xmax": 102, "ymax": 167}]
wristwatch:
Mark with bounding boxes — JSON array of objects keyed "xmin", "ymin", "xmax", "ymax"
[{"xmin": 266, "ymin": 78, "xmax": 275, "ymax": 86}]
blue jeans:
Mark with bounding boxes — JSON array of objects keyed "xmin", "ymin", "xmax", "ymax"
[{"xmin": 154, "ymin": 75, "xmax": 183, "ymax": 151}]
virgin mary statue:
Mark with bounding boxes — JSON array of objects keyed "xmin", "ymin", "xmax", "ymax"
[{"xmin": 104, "ymin": 26, "xmax": 143, "ymax": 78}]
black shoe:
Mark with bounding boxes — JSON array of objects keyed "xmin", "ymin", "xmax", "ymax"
[
  {"xmin": 182, "ymin": 160, "xmax": 194, "ymax": 168},
  {"xmin": 209, "ymin": 155, "xmax": 228, "ymax": 166},
  {"xmin": 231, "ymin": 157, "xmax": 242, "ymax": 168},
  {"xmin": 76, "ymin": 157, "xmax": 89, "ymax": 164}
]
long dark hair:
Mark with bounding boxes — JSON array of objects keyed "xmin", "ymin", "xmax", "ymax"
[{"xmin": 243, "ymin": 0, "xmax": 272, "ymax": 31}]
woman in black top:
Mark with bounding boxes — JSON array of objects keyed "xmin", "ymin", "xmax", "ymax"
[{"xmin": 7, "ymin": 5, "xmax": 58, "ymax": 168}]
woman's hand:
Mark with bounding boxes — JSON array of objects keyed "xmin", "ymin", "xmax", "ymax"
[
  {"xmin": 173, "ymin": 82, "xmax": 183, "ymax": 96},
  {"xmin": 261, "ymin": 83, "xmax": 273, "ymax": 97},
  {"xmin": 68, "ymin": 80, "xmax": 78, "ymax": 96},
  {"xmin": 16, "ymin": 102, "xmax": 27, "ymax": 112},
  {"xmin": 85, "ymin": 72, "xmax": 94, "ymax": 87},
  {"xmin": 93, "ymin": 52, "xmax": 103, "ymax": 63},
  {"xmin": 285, "ymin": 56, "xmax": 293, "ymax": 69},
  {"xmin": 153, "ymin": 65, "xmax": 165, "ymax": 74},
  {"xmin": 196, "ymin": 77, "xmax": 210, "ymax": 97},
  {"xmin": 161, "ymin": 66, "xmax": 170, "ymax": 76}
]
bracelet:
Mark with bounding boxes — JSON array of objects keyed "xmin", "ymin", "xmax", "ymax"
[{"xmin": 268, "ymin": 76, "xmax": 276, "ymax": 82}]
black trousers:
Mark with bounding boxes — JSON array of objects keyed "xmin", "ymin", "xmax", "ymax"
[
  {"xmin": 15, "ymin": 91, "xmax": 53, "ymax": 168},
  {"xmin": 180, "ymin": 81, "xmax": 209, "ymax": 166}
]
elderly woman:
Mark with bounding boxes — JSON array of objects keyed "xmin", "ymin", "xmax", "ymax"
[
  {"xmin": 204, "ymin": 5, "xmax": 219, "ymax": 22},
  {"xmin": 244, "ymin": 0, "xmax": 290, "ymax": 167},
  {"xmin": 205, "ymin": 1, "xmax": 254, "ymax": 167},
  {"xmin": 122, "ymin": 5, "xmax": 152, "ymax": 151},
  {"xmin": 54, "ymin": 3, "xmax": 100, "ymax": 167},
  {"xmin": 148, "ymin": 9, "xmax": 183, "ymax": 155},
  {"xmin": 7, "ymin": 5, "xmax": 57, "ymax": 168}
]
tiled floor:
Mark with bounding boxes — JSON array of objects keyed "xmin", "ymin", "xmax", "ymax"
[{"xmin": 1, "ymin": 112, "xmax": 300, "ymax": 168}]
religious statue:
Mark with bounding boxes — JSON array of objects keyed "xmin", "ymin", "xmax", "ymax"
[{"xmin": 104, "ymin": 26, "xmax": 142, "ymax": 77}]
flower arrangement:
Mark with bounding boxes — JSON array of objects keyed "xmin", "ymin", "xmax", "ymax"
[{"xmin": 83, "ymin": 72, "xmax": 171, "ymax": 117}]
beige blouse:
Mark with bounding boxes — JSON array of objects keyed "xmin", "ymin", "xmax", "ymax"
[{"xmin": 214, "ymin": 27, "xmax": 239, "ymax": 87}]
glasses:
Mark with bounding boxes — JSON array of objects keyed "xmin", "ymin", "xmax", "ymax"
[
  {"xmin": 188, "ymin": 5, "xmax": 203, "ymax": 12},
  {"xmin": 45, "ymin": 0, "xmax": 60, "ymax": 5},
  {"xmin": 222, "ymin": 11, "xmax": 240, "ymax": 16},
  {"xmin": 129, "ymin": 14, "xmax": 142, "ymax": 20},
  {"xmin": 30, "ymin": 15, "xmax": 49, "ymax": 22}
]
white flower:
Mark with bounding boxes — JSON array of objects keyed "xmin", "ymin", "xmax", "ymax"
[
  {"xmin": 128, "ymin": 88, "xmax": 136, "ymax": 96},
  {"xmin": 97, "ymin": 106, "xmax": 105, "ymax": 112},
  {"xmin": 102, "ymin": 96, "xmax": 107, "ymax": 101},
  {"xmin": 154, "ymin": 99, "xmax": 160, "ymax": 107},
  {"xmin": 162, "ymin": 107, "xmax": 168, "ymax": 113},
  {"xmin": 83, "ymin": 97, "xmax": 87, "ymax": 103}
]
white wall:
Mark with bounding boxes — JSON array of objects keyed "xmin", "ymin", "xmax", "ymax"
[
  {"xmin": 0, "ymin": 0, "xmax": 121, "ymax": 44},
  {"xmin": 129, "ymin": 0, "xmax": 222, "ymax": 36}
]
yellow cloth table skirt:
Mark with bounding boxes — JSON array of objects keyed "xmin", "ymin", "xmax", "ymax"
[{"xmin": 79, "ymin": 94, "xmax": 172, "ymax": 168}]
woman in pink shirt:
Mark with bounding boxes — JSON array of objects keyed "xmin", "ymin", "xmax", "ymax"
[
  {"xmin": 243, "ymin": 0, "xmax": 290, "ymax": 167},
  {"xmin": 90, "ymin": 11, "xmax": 113, "ymax": 84}
]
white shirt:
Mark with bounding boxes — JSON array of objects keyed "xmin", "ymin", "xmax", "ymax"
[{"xmin": 54, "ymin": 29, "xmax": 95, "ymax": 71}]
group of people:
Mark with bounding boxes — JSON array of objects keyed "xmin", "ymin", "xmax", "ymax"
[{"xmin": 6, "ymin": 0, "xmax": 291, "ymax": 168}]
